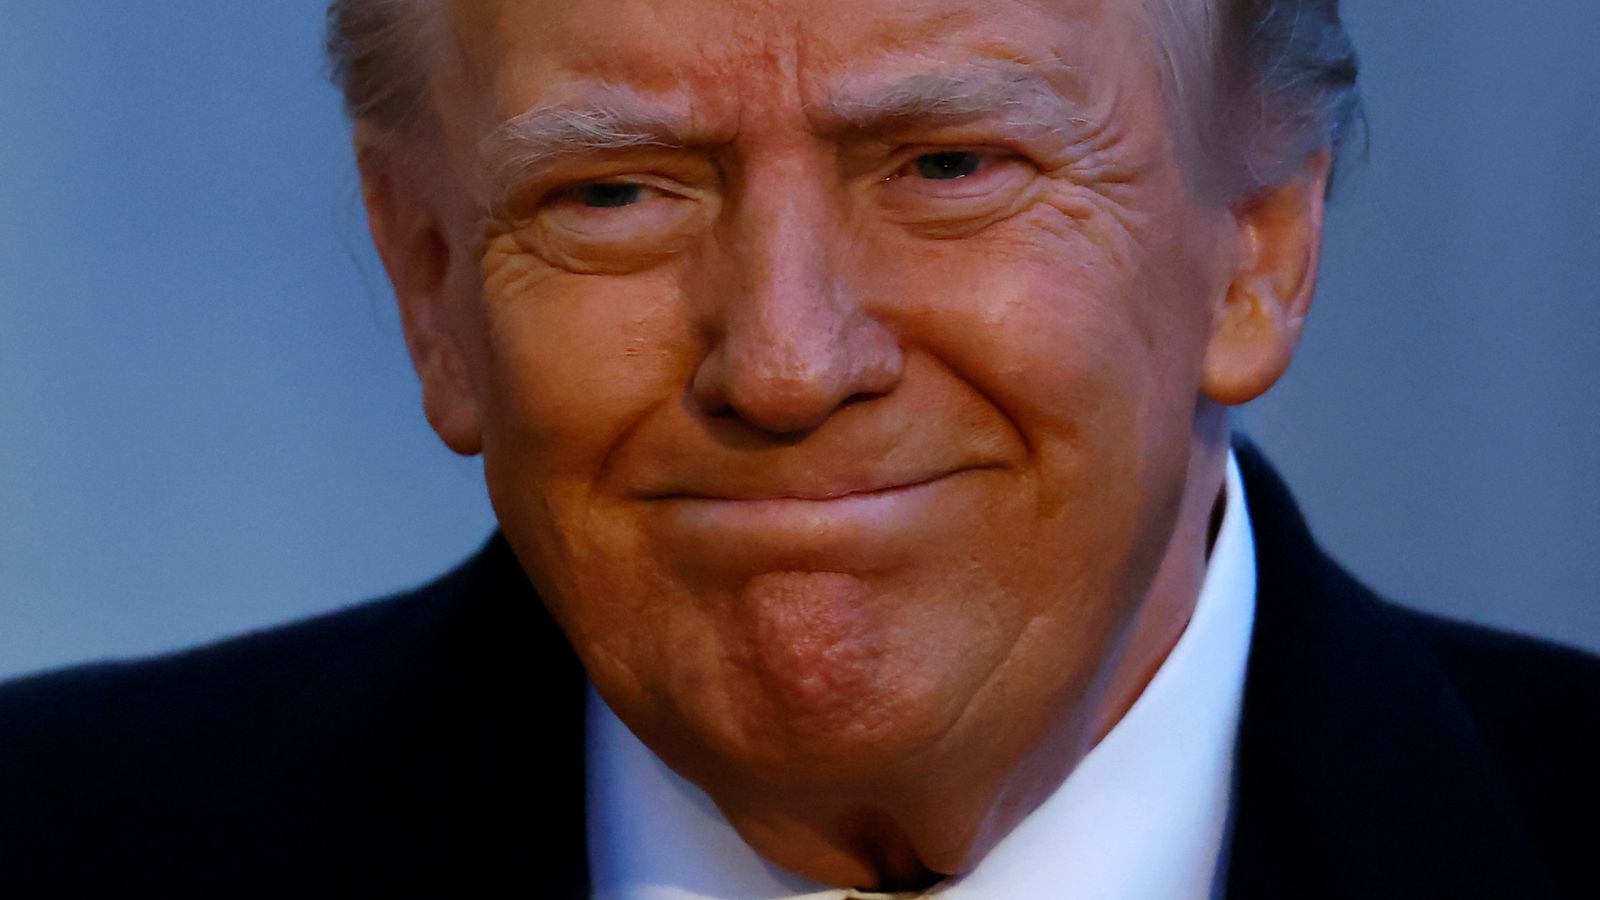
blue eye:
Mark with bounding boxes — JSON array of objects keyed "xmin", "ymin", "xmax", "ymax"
[
  {"xmin": 580, "ymin": 182, "xmax": 645, "ymax": 208},
  {"xmin": 913, "ymin": 151, "xmax": 982, "ymax": 180}
]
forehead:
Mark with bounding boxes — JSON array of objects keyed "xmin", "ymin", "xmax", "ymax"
[{"xmin": 449, "ymin": 0, "xmax": 1156, "ymax": 124}]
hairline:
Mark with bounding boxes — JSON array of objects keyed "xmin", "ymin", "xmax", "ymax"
[{"xmin": 349, "ymin": 0, "xmax": 1329, "ymax": 202}]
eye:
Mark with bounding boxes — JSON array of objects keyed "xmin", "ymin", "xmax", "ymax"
[
  {"xmin": 543, "ymin": 178, "xmax": 678, "ymax": 216},
  {"xmin": 911, "ymin": 151, "xmax": 983, "ymax": 180},
  {"xmin": 524, "ymin": 173, "xmax": 714, "ymax": 273},
  {"xmin": 576, "ymin": 181, "xmax": 646, "ymax": 208},
  {"xmin": 883, "ymin": 148, "xmax": 1025, "ymax": 189},
  {"xmin": 878, "ymin": 147, "xmax": 1035, "ymax": 232}
]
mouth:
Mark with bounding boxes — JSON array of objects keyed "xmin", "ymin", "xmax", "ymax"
[
  {"xmin": 650, "ymin": 469, "xmax": 972, "ymax": 504},
  {"xmin": 642, "ymin": 466, "xmax": 1001, "ymax": 559}
]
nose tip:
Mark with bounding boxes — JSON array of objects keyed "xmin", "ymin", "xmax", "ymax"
[
  {"xmin": 693, "ymin": 166, "xmax": 904, "ymax": 435},
  {"xmin": 691, "ymin": 311, "xmax": 903, "ymax": 436}
]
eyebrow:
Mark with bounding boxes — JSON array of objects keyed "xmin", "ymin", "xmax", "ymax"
[
  {"xmin": 476, "ymin": 61, "xmax": 1090, "ymax": 204},
  {"xmin": 820, "ymin": 60, "xmax": 1090, "ymax": 139},
  {"xmin": 477, "ymin": 96, "xmax": 701, "ymax": 205}
]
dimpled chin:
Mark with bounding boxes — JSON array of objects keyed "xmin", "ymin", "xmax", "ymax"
[{"xmin": 737, "ymin": 570, "xmax": 896, "ymax": 741}]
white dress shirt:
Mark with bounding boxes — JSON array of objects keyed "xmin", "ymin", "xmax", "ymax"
[{"xmin": 587, "ymin": 452, "xmax": 1258, "ymax": 899}]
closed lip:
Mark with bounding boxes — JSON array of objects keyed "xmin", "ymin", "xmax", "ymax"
[{"xmin": 640, "ymin": 466, "xmax": 991, "ymax": 503}]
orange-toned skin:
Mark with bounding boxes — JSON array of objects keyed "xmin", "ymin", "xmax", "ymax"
[{"xmin": 359, "ymin": 0, "xmax": 1328, "ymax": 888}]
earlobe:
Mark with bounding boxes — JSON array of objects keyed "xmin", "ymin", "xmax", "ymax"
[
  {"xmin": 358, "ymin": 142, "xmax": 485, "ymax": 456},
  {"xmin": 1201, "ymin": 150, "xmax": 1331, "ymax": 407}
]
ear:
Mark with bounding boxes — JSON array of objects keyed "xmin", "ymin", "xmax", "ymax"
[
  {"xmin": 358, "ymin": 136, "xmax": 484, "ymax": 455},
  {"xmin": 1201, "ymin": 149, "xmax": 1331, "ymax": 406}
]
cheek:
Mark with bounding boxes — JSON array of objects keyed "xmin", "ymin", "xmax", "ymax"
[
  {"xmin": 862, "ymin": 203, "xmax": 1213, "ymax": 576},
  {"xmin": 477, "ymin": 241, "xmax": 688, "ymax": 462},
  {"xmin": 918, "ymin": 191, "xmax": 1217, "ymax": 431},
  {"xmin": 871, "ymin": 216, "xmax": 1169, "ymax": 450},
  {"xmin": 475, "ymin": 243, "xmax": 698, "ymax": 574}
]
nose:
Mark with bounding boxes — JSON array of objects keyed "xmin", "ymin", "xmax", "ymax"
[{"xmin": 691, "ymin": 171, "xmax": 903, "ymax": 436}]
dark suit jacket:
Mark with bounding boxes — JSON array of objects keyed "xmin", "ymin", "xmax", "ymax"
[{"xmin": 1, "ymin": 443, "xmax": 1595, "ymax": 898}]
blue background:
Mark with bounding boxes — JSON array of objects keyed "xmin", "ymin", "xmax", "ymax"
[{"xmin": 2, "ymin": 1, "xmax": 1596, "ymax": 679}]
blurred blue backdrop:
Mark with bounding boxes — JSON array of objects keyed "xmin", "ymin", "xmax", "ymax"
[{"xmin": 2, "ymin": 1, "xmax": 1596, "ymax": 679}]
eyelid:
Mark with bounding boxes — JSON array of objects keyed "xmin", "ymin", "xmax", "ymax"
[
  {"xmin": 880, "ymin": 152, "xmax": 1030, "ymax": 198},
  {"xmin": 548, "ymin": 175, "xmax": 679, "ymax": 206},
  {"xmin": 527, "ymin": 168, "xmax": 718, "ymax": 267},
  {"xmin": 884, "ymin": 146, "xmax": 1027, "ymax": 181},
  {"xmin": 507, "ymin": 155, "xmax": 717, "ymax": 213},
  {"xmin": 873, "ymin": 144, "xmax": 1040, "ymax": 237}
]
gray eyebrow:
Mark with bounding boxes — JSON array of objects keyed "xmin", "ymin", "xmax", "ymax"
[
  {"xmin": 821, "ymin": 61, "xmax": 1090, "ymax": 138},
  {"xmin": 477, "ymin": 97, "xmax": 697, "ymax": 206}
]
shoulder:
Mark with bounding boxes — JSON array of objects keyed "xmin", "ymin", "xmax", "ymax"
[
  {"xmin": 1228, "ymin": 438, "xmax": 1600, "ymax": 897},
  {"xmin": 1403, "ymin": 604, "xmax": 1600, "ymax": 744},
  {"xmin": 1243, "ymin": 441, "xmax": 1600, "ymax": 790},
  {"xmin": 1401, "ymin": 605, "xmax": 1600, "ymax": 882},
  {"xmin": 0, "ymin": 541, "xmax": 481, "ymax": 763},
  {"xmin": 0, "ymin": 534, "xmax": 556, "ymax": 892}
]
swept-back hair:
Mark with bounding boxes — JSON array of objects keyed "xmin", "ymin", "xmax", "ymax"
[{"xmin": 326, "ymin": 0, "xmax": 1361, "ymax": 197}]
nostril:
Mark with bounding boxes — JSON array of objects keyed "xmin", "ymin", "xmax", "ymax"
[
  {"xmin": 840, "ymin": 391, "xmax": 883, "ymax": 410},
  {"xmin": 689, "ymin": 303, "xmax": 905, "ymax": 436}
]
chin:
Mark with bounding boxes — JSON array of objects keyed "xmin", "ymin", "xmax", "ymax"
[
  {"xmin": 701, "ymin": 660, "xmax": 986, "ymax": 790},
  {"xmin": 693, "ymin": 687, "xmax": 963, "ymax": 790}
]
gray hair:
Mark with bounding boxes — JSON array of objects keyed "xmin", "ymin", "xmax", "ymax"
[
  {"xmin": 1218, "ymin": 0, "xmax": 1364, "ymax": 192},
  {"xmin": 326, "ymin": 0, "xmax": 1361, "ymax": 197},
  {"xmin": 325, "ymin": 0, "xmax": 439, "ymax": 136}
]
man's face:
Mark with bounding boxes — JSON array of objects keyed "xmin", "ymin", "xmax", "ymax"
[{"xmin": 419, "ymin": 0, "xmax": 1239, "ymax": 828}]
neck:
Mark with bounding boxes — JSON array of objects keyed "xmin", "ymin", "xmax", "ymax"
[{"xmin": 1088, "ymin": 409, "xmax": 1231, "ymax": 747}]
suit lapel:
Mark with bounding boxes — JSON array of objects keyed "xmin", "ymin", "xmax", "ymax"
[
  {"xmin": 462, "ymin": 534, "xmax": 593, "ymax": 895},
  {"xmin": 1224, "ymin": 442, "xmax": 1556, "ymax": 899},
  {"xmin": 365, "ymin": 533, "xmax": 592, "ymax": 896}
]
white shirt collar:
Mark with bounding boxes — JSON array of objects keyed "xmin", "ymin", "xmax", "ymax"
[{"xmin": 587, "ymin": 451, "xmax": 1258, "ymax": 900}]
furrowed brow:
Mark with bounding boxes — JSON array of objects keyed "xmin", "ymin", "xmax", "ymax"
[
  {"xmin": 477, "ymin": 100, "xmax": 696, "ymax": 205},
  {"xmin": 822, "ymin": 61, "xmax": 1090, "ymax": 140}
]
